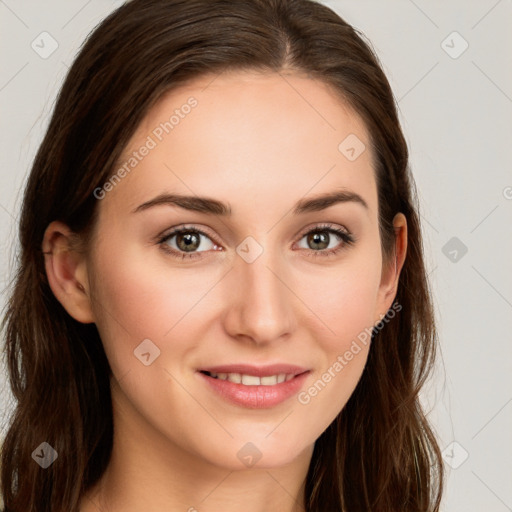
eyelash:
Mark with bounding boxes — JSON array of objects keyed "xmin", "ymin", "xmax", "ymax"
[{"xmin": 157, "ymin": 223, "xmax": 356, "ymax": 261}]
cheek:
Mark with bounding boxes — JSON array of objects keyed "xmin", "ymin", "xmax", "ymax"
[
  {"xmin": 295, "ymin": 279, "xmax": 376, "ymax": 438},
  {"xmin": 291, "ymin": 255, "xmax": 380, "ymax": 423},
  {"xmin": 88, "ymin": 246, "xmax": 170, "ymax": 370},
  {"xmin": 88, "ymin": 240, "xmax": 223, "ymax": 377},
  {"xmin": 299, "ymin": 256, "xmax": 381, "ymax": 348}
]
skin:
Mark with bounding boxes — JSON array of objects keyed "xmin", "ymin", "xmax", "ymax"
[{"xmin": 42, "ymin": 70, "xmax": 407, "ymax": 512}]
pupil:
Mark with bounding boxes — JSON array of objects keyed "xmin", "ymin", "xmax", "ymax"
[
  {"xmin": 178, "ymin": 232, "xmax": 199, "ymax": 252},
  {"xmin": 310, "ymin": 232, "xmax": 328, "ymax": 250}
]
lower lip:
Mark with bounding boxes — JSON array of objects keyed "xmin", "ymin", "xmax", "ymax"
[{"xmin": 198, "ymin": 371, "xmax": 310, "ymax": 409}]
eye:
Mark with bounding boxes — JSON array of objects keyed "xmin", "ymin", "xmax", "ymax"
[
  {"xmin": 295, "ymin": 223, "xmax": 356, "ymax": 258},
  {"xmin": 157, "ymin": 225, "xmax": 221, "ymax": 260},
  {"xmin": 157, "ymin": 222, "xmax": 356, "ymax": 261}
]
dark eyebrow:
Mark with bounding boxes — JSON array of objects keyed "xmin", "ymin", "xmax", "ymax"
[
  {"xmin": 131, "ymin": 189, "xmax": 369, "ymax": 216},
  {"xmin": 294, "ymin": 189, "xmax": 369, "ymax": 214},
  {"xmin": 132, "ymin": 193, "xmax": 231, "ymax": 215}
]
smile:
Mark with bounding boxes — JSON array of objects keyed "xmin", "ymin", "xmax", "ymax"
[
  {"xmin": 197, "ymin": 369, "xmax": 310, "ymax": 409},
  {"xmin": 204, "ymin": 371, "xmax": 296, "ymax": 385}
]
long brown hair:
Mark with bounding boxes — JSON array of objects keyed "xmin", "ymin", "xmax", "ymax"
[{"xmin": 0, "ymin": 0, "xmax": 444, "ymax": 510}]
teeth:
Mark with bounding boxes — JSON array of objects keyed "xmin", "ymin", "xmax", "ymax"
[
  {"xmin": 242, "ymin": 374, "xmax": 260, "ymax": 386},
  {"xmin": 227, "ymin": 373, "xmax": 241, "ymax": 384},
  {"xmin": 208, "ymin": 372, "xmax": 296, "ymax": 385}
]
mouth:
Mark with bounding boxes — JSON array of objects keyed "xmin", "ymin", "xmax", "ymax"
[
  {"xmin": 197, "ymin": 367, "xmax": 311, "ymax": 409},
  {"xmin": 199, "ymin": 370, "xmax": 302, "ymax": 386}
]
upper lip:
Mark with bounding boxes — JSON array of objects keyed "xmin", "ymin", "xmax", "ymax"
[{"xmin": 198, "ymin": 364, "xmax": 309, "ymax": 377}]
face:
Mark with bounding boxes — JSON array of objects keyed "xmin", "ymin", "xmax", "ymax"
[{"xmin": 66, "ymin": 70, "xmax": 403, "ymax": 470}]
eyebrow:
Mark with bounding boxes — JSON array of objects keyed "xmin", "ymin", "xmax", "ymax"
[{"xmin": 131, "ymin": 188, "xmax": 369, "ymax": 216}]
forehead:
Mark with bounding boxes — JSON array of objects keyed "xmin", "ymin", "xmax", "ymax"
[
  {"xmin": 101, "ymin": 70, "xmax": 377, "ymax": 218},
  {"xmin": 135, "ymin": 69, "xmax": 369, "ymax": 152}
]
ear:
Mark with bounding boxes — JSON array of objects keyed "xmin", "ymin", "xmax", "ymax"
[
  {"xmin": 42, "ymin": 220, "xmax": 95, "ymax": 324},
  {"xmin": 373, "ymin": 213, "xmax": 407, "ymax": 323}
]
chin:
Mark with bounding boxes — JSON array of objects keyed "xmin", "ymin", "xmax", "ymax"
[{"xmin": 201, "ymin": 436, "xmax": 311, "ymax": 471}]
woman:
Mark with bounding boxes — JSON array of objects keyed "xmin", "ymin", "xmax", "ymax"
[{"xmin": 0, "ymin": 0, "xmax": 444, "ymax": 510}]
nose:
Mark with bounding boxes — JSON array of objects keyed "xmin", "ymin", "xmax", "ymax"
[{"xmin": 222, "ymin": 245, "xmax": 296, "ymax": 345}]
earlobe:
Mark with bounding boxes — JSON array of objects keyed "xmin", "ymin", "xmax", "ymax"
[{"xmin": 42, "ymin": 221, "xmax": 95, "ymax": 324}]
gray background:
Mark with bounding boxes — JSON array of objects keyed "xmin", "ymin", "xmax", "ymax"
[{"xmin": 1, "ymin": 1, "xmax": 511, "ymax": 510}]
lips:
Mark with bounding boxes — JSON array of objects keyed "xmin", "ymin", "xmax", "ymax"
[{"xmin": 197, "ymin": 363, "xmax": 311, "ymax": 408}]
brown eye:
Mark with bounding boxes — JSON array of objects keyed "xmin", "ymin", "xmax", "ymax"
[
  {"xmin": 158, "ymin": 226, "xmax": 219, "ymax": 260},
  {"xmin": 175, "ymin": 232, "xmax": 202, "ymax": 252},
  {"xmin": 306, "ymin": 231, "xmax": 330, "ymax": 250},
  {"xmin": 296, "ymin": 224, "xmax": 355, "ymax": 258}
]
